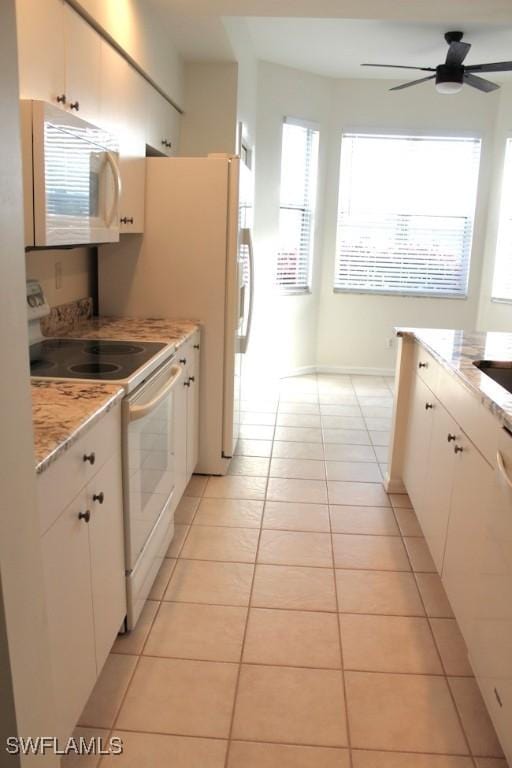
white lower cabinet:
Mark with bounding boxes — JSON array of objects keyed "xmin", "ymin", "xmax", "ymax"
[
  {"xmin": 423, "ymin": 401, "xmax": 458, "ymax": 572},
  {"xmin": 41, "ymin": 490, "xmax": 96, "ymax": 743},
  {"xmin": 469, "ymin": 430, "xmax": 512, "ymax": 759},
  {"xmin": 186, "ymin": 334, "xmax": 200, "ymax": 477},
  {"xmin": 39, "ymin": 405, "xmax": 125, "ymax": 741},
  {"xmin": 403, "ymin": 374, "xmax": 434, "ymax": 520},
  {"xmin": 399, "ymin": 342, "xmax": 511, "ymax": 764}
]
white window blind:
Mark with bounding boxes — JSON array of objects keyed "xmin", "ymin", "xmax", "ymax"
[
  {"xmin": 275, "ymin": 119, "xmax": 319, "ymax": 292},
  {"xmin": 334, "ymin": 133, "xmax": 481, "ymax": 296},
  {"xmin": 492, "ymin": 138, "xmax": 512, "ymax": 301}
]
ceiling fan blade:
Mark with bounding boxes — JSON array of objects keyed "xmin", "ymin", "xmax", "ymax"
[
  {"xmin": 464, "ymin": 73, "xmax": 500, "ymax": 92},
  {"xmin": 389, "ymin": 75, "xmax": 436, "ymax": 91},
  {"xmin": 361, "ymin": 63, "xmax": 436, "ymax": 72},
  {"xmin": 465, "ymin": 61, "xmax": 512, "ymax": 73},
  {"xmin": 445, "ymin": 41, "xmax": 471, "ymax": 66}
]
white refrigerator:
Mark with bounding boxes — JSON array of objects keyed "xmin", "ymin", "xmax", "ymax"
[{"xmin": 98, "ymin": 154, "xmax": 254, "ymax": 475}]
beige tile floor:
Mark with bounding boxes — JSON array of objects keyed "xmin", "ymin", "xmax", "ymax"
[{"xmin": 68, "ymin": 374, "xmax": 509, "ymax": 768}]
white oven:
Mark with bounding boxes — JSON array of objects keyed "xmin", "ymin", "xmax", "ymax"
[
  {"xmin": 122, "ymin": 357, "xmax": 184, "ymax": 627},
  {"xmin": 21, "ymin": 100, "xmax": 121, "ymax": 247}
]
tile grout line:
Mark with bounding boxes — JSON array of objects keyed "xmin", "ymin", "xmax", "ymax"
[
  {"xmin": 221, "ymin": 387, "xmax": 279, "ymax": 768},
  {"xmin": 326, "ymin": 376, "xmax": 356, "ymax": 768},
  {"xmin": 388, "ymin": 498, "xmax": 478, "ymax": 767}
]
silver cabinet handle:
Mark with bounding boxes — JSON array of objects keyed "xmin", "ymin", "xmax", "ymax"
[{"xmin": 497, "ymin": 450, "xmax": 512, "ymax": 490}]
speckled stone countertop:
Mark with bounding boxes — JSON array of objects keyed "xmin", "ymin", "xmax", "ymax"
[
  {"xmin": 397, "ymin": 327, "xmax": 512, "ymax": 429},
  {"xmin": 32, "ymin": 380, "xmax": 123, "ymax": 474},
  {"xmin": 56, "ymin": 316, "xmax": 200, "ymax": 347}
]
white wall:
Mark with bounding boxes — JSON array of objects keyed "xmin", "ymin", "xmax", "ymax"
[
  {"xmin": 25, "ymin": 247, "xmax": 94, "ymax": 307},
  {"xmin": 179, "ymin": 62, "xmax": 238, "ymax": 156},
  {"xmin": 0, "ymin": 2, "xmax": 58, "ymax": 760},
  {"xmin": 249, "ymin": 61, "xmax": 332, "ymax": 377},
  {"xmin": 477, "ymin": 82, "xmax": 512, "ymax": 332},
  {"xmin": 253, "ymin": 60, "xmax": 500, "ymax": 374}
]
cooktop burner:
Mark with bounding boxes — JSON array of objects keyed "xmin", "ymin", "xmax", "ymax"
[{"xmin": 30, "ymin": 338, "xmax": 167, "ymax": 381}]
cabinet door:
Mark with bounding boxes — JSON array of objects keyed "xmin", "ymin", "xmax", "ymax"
[
  {"xmin": 41, "ymin": 492, "xmax": 96, "ymax": 741},
  {"xmin": 442, "ymin": 433, "xmax": 494, "ymax": 641},
  {"xmin": 16, "ymin": 0, "xmax": 66, "ymax": 103},
  {"xmin": 187, "ymin": 336, "xmax": 200, "ymax": 478},
  {"xmin": 470, "ymin": 431, "xmax": 512, "ymax": 763},
  {"xmin": 174, "ymin": 364, "xmax": 189, "ymax": 504},
  {"xmin": 402, "ymin": 375, "xmax": 435, "ymax": 521},
  {"xmin": 64, "ymin": 4, "xmax": 101, "ymax": 123},
  {"xmin": 422, "ymin": 402, "xmax": 458, "ymax": 572},
  {"xmin": 99, "ymin": 41, "xmax": 146, "ymax": 233},
  {"xmin": 145, "ymin": 84, "xmax": 181, "ymax": 157},
  {"xmin": 87, "ymin": 452, "xmax": 126, "ymax": 672}
]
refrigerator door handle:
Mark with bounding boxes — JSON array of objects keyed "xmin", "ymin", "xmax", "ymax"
[{"xmin": 239, "ymin": 227, "xmax": 254, "ymax": 355}]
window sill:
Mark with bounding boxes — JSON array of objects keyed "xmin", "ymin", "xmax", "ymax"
[
  {"xmin": 333, "ymin": 288, "xmax": 468, "ymax": 300},
  {"xmin": 276, "ymin": 288, "xmax": 312, "ymax": 296}
]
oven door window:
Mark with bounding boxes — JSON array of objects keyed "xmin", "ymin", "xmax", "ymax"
[{"xmin": 125, "ymin": 382, "xmax": 176, "ymax": 568}]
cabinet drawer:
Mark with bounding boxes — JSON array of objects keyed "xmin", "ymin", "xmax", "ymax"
[
  {"xmin": 437, "ymin": 365, "xmax": 499, "ymax": 467},
  {"xmin": 413, "ymin": 343, "xmax": 441, "ymax": 394},
  {"xmin": 37, "ymin": 405, "xmax": 121, "ymax": 534}
]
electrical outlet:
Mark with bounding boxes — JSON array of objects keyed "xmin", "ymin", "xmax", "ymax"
[{"xmin": 55, "ymin": 261, "xmax": 62, "ymax": 290}]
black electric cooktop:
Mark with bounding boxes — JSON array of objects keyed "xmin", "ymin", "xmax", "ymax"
[{"xmin": 30, "ymin": 338, "xmax": 167, "ymax": 381}]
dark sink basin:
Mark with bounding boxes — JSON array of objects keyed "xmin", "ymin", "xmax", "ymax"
[{"xmin": 473, "ymin": 360, "xmax": 512, "ymax": 393}]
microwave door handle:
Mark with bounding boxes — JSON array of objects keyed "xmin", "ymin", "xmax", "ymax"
[
  {"xmin": 104, "ymin": 151, "xmax": 122, "ymax": 227},
  {"xmin": 128, "ymin": 365, "xmax": 182, "ymax": 422},
  {"xmin": 239, "ymin": 227, "xmax": 254, "ymax": 354}
]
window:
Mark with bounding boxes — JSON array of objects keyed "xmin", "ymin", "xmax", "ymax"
[
  {"xmin": 275, "ymin": 118, "xmax": 319, "ymax": 292},
  {"xmin": 492, "ymin": 138, "xmax": 512, "ymax": 301},
  {"xmin": 334, "ymin": 133, "xmax": 481, "ymax": 297}
]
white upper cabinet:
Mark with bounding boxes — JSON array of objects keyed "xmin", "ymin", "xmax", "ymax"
[
  {"xmin": 64, "ymin": 4, "xmax": 101, "ymax": 124},
  {"xmin": 145, "ymin": 83, "xmax": 181, "ymax": 157},
  {"xmin": 16, "ymin": 0, "xmax": 66, "ymax": 105},
  {"xmin": 100, "ymin": 41, "xmax": 146, "ymax": 233}
]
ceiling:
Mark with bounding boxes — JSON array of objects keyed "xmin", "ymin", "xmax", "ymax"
[
  {"xmin": 146, "ymin": 0, "xmax": 512, "ymax": 81},
  {"xmin": 244, "ymin": 19, "xmax": 512, "ymax": 80}
]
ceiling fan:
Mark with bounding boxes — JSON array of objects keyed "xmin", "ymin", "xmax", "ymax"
[{"xmin": 361, "ymin": 31, "xmax": 512, "ymax": 94}]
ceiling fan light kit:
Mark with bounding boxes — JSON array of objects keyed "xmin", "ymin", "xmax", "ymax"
[{"xmin": 361, "ymin": 31, "xmax": 511, "ymax": 94}]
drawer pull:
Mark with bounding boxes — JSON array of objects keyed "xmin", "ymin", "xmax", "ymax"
[
  {"xmin": 93, "ymin": 492, "xmax": 104, "ymax": 504},
  {"xmin": 69, "ymin": 100, "xmax": 80, "ymax": 111},
  {"xmin": 56, "ymin": 93, "xmax": 66, "ymax": 104},
  {"xmin": 418, "ymin": 362, "xmax": 428, "ymax": 369},
  {"xmin": 496, "ymin": 450, "xmax": 512, "ymax": 490},
  {"xmin": 83, "ymin": 452, "xmax": 96, "ymax": 465},
  {"xmin": 425, "ymin": 402, "xmax": 433, "ymax": 410},
  {"xmin": 454, "ymin": 445, "xmax": 464, "ymax": 454},
  {"xmin": 184, "ymin": 380, "xmax": 191, "ymax": 387},
  {"xmin": 120, "ymin": 216, "xmax": 134, "ymax": 225},
  {"xmin": 447, "ymin": 433, "xmax": 456, "ymax": 442},
  {"xmin": 179, "ymin": 358, "xmax": 187, "ymax": 365},
  {"xmin": 189, "ymin": 376, "xmax": 195, "ymax": 383},
  {"xmin": 78, "ymin": 510, "xmax": 91, "ymax": 523},
  {"xmin": 194, "ymin": 344, "xmax": 200, "ymax": 350}
]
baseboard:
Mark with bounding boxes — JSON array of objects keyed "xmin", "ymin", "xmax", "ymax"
[{"xmin": 282, "ymin": 365, "xmax": 395, "ymax": 378}]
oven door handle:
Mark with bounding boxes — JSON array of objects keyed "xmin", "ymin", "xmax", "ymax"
[{"xmin": 128, "ymin": 365, "xmax": 182, "ymax": 422}]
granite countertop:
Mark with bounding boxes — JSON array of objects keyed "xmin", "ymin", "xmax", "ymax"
[
  {"xmin": 58, "ymin": 316, "xmax": 200, "ymax": 347},
  {"xmin": 397, "ymin": 327, "xmax": 512, "ymax": 429},
  {"xmin": 32, "ymin": 380, "xmax": 123, "ymax": 474}
]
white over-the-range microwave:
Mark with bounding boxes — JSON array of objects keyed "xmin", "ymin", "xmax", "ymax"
[{"xmin": 21, "ymin": 100, "xmax": 121, "ymax": 247}]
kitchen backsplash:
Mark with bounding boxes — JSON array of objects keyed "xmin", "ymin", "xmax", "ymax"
[
  {"xmin": 25, "ymin": 247, "xmax": 95, "ymax": 308},
  {"xmin": 41, "ymin": 298, "xmax": 93, "ymax": 337}
]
